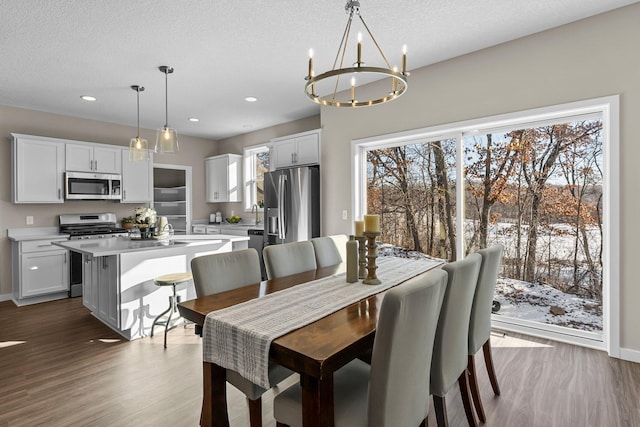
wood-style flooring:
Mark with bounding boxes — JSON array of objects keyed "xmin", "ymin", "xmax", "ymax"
[{"xmin": 1, "ymin": 297, "xmax": 639, "ymax": 427}]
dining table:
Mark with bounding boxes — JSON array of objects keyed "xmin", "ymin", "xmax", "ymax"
[{"xmin": 177, "ymin": 258, "xmax": 442, "ymax": 427}]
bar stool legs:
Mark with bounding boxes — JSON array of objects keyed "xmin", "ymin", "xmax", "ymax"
[{"xmin": 150, "ymin": 272, "xmax": 192, "ymax": 349}]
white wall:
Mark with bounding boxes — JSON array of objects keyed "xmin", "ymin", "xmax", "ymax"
[{"xmin": 320, "ymin": 3, "xmax": 640, "ymax": 354}]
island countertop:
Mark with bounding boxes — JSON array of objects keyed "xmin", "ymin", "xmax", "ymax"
[{"xmin": 53, "ymin": 234, "xmax": 249, "ymax": 257}]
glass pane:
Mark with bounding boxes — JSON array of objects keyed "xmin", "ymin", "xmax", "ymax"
[
  {"xmin": 463, "ymin": 120, "xmax": 603, "ymax": 334},
  {"xmin": 366, "ymin": 139, "xmax": 457, "ymax": 261},
  {"xmin": 256, "ymin": 151, "xmax": 270, "ymax": 180}
]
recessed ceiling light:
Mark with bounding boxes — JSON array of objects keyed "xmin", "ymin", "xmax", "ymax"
[
  {"xmin": 80, "ymin": 95, "xmax": 97, "ymax": 102},
  {"xmin": 188, "ymin": 117, "xmax": 200, "ymax": 122},
  {"xmin": 244, "ymin": 96, "xmax": 258, "ymax": 102}
]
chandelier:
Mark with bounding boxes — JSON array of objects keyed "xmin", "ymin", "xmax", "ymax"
[{"xmin": 305, "ymin": 0, "xmax": 408, "ymax": 107}]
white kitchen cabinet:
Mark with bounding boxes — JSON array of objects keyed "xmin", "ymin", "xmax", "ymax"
[
  {"xmin": 11, "ymin": 134, "xmax": 65, "ymax": 203},
  {"xmin": 13, "ymin": 238, "xmax": 69, "ymax": 300},
  {"xmin": 121, "ymin": 148, "xmax": 153, "ymax": 203},
  {"xmin": 205, "ymin": 154, "xmax": 242, "ymax": 203},
  {"xmin": 271, "ymin": 130, "xmax": 320, "ymax": 169},
  {"xmin": 82, "ymin": 255, "xmax": 119, "ymax": 329},
  {"xmin": 97, "ymin": 256, "xmax": 119, "ymax": 329},
  {"xmin": 82, "ymin": 254, "xmax": 98, "ymax": 313},
  {"xmin": 66, "ymin": 143, "xmax": 121, "ymax": 174}
]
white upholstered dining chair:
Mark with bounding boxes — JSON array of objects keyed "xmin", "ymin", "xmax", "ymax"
[
  {"xmin": 263, "ymin": 241, "xmax": 317, "ymax": 279},
  {"xmin": 273, "ymin": 268, "xmax": 448, "ymax": 427},
  {"xmin": 310, "ymin": 235, "xmax": 347, "ymax": 267},
  {"xmin": 431, "ymin": 253, "xmax": 482, "ymax": 427},
  {"xmin": 190, "ymin": 249, "xmax": 293, "ymax": 427},
  {"xmin": 467, "ymin": 244, "xmax": 504, "ymax": 422}
]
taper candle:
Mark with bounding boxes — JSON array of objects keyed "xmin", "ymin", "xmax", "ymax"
[
  {"xmin": 357, "ymin": 32, "xmax": 362, "ymax": 65},
  {"xmin": 350, "ymin": 77, "xmax": 356, "ymax": 101},
  {"xmin": 401, "ymin": 44, "xmax": 407, "ymax": 74},
  {"xmin": 308, "ymin": 49, "xmax": 314, "ymax": 78}
]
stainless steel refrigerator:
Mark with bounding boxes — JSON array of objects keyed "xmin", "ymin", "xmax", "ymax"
[{"xmin": 263, "ymin": 165, "xmax": 320, "ymax": 247}]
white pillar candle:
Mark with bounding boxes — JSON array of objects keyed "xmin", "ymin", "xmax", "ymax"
[
  {"xmin": 364, "ymin": 214, "xmax": 380, "ymax": 233},
  {"xmin": 354, "ymin": 220, "xmax": 365, "ymax": 237}
]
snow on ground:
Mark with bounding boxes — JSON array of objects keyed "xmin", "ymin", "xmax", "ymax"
[
  {"xmin": 378, "ymin": 242, "xmax": 603, "ymax": 333},
  {"xmin": 494, "ymin": 278, "xmax": 602, "ymax": 332}
]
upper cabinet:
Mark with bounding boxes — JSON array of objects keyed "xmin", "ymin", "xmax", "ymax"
[
  {"xmin": 66, "ymin": 143, "xmax": 121, "ymax": 174},
  {"xmin": 271, "ymin": 130, "xmax": 320, "ymax": 169},
  {"xmin": 11, "ymin": 134, "xmax": 65, "ymax": 203},
  {"xmin": 205, "ymin": 154, "xmax": 242, "ymax": 203},
  {"xmin": 121, "ymin": 148, "xmax": 153, "ymax": 203}
]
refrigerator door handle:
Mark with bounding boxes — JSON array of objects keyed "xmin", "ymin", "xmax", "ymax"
[
  {"xmin": 278, "ymin": 175, "xmax": 287, "ymax": 240},
  {"xmin": 277, "ymin": 175, "xmax": 284, "ymax": 240}
]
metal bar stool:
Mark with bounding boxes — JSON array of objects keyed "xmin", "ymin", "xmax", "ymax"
[{"xmin": 150, "ymin": 272, "xmax": 193, "ymax": 348}]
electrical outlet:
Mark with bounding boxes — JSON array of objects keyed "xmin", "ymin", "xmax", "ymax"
[
  {"xmin": 26, "ymin": 216, "xmax": 34, "ymax": 225},
  {"xmin": 342, "ymin": 210, "xmax": 348, "ymax": 220}
]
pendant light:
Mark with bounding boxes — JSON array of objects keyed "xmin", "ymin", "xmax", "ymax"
[
  {"xmin": 155, "ymin": 65, "xmax": 179, "ymax": 154},
  {"xmin": 129, "ymin": 85, "xmax": 149, "ymax": 162}
]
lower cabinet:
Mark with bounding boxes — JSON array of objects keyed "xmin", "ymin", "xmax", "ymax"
[
  {"xmin": 82, "ymin": 255, "xmax": 119, "ymax": 329},
  {"xmin": 12, "ymin": 238, "xmax": 69, "ymax": 304}
]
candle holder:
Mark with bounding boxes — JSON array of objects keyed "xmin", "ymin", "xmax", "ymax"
[
  {"xmin": 356, "ymin": 236, "xmax": 367, "ymax": 279},
  {"xmin": 363, "ymin": 231, "xmax": 381, "ymax": 285}
]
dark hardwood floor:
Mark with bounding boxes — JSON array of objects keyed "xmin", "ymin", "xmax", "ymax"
[{"xmin": 1, "ymin": 297, "xmax": 639, "ymax": 426}]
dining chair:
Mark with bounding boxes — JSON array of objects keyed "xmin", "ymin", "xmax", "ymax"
[
  {"xmin": 310, "ymin": 235, "xmax": 347, "ymax": 267},
  {"xmin": 273, "ymin": 268, "xmax": 448, "ymax": 427},
  {"xmin": 263, "ymin": 241, "xmax": 317, "ymax": 279},
  {"xmin": 467, "ymin": 244, "xmax": 504, "ymax": 422},
  {"xmin": 190, "ymin": 249, "xmax": 293, "ymax": 427},
  {"xmin": 431, "ymin": 253, "xmax": 482, "ymax": 427}
]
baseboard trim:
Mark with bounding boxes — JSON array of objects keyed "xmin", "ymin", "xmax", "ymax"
[
  {"xmin": 619, "ymin": 347, "xmax": 640, "ymax": 364},
  {"xmin": 0, "ymin": 293, "xmax": 12, "ymax": 302}
]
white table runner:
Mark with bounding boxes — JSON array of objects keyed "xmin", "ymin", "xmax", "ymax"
[{"xmin": 202, "ymin": 256, "xmax": 443, "ymax": 389}]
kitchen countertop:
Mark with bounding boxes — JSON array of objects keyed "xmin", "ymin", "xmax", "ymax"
[
  {"xmin": 53, "ymin": 234, "xmax": 248, "ymax": 257},
  {"xmin": 7, "ymin": 227, "xmax": 70, "ymax": 242}
]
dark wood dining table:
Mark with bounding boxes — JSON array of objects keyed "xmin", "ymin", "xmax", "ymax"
[{"xmin": 177, "ymin": 264, "xmax": 390, "ymax": 427}]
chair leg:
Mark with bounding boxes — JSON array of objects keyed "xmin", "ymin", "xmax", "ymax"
[
  {"xmin": 247, "ymin": 397, "xmax": 262, "ymax": 427},
  {"xmin": 275, "ymin": 423, "xmax": 289, "ymax": 427},
  {"xmin": 458, "ymin": 370, "xmax": 478, "ymax": 427},
  {"xmin": 433, "ymin": 395, "xmax": 449, "ymax": 427},
  {"xmin": 483, "ymin": 340, "xmax": 501, "ymax": 396},
  {"xmin": 467, "ymin": 354, "xmax": 486, "ymax": 422},
  {"xmin": 419, "ymin": 417, "xmax": 429, "ymax": 427}
]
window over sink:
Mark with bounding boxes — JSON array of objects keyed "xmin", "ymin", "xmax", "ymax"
[{"xmin": 243, "ymin": 144, "xmax": 270, "ymax": 212}]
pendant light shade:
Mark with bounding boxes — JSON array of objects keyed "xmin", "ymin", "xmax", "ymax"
[
  {"xmin": 129, "ymin": 85, "xmax": 149, "ymax": 162},
  {"xmin": 155, "ymin": 65, "xmax": 179, "ymax": 154}
]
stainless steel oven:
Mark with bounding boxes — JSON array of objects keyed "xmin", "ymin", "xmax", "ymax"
[
  {"xmin": 60, "ymin": 213, "xmax": 128, "ymax": 297},
  {"xmin": 65, "ymin": 171, "xmax": 122, "ymax": 200}
]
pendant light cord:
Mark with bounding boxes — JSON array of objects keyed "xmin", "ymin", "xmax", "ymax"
[{"xmin": 164, "ymin": 69, "xmax": 169, "ymax": 128}]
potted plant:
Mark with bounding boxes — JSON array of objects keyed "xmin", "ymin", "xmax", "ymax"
[{"xmin": 121, "ymin": 216, "xmax": 135, "ymax": 229}]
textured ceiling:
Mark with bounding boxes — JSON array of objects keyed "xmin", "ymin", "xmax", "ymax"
[{"xmin": 0, "ymin": 0, "xmax": 637, "ymax": 140}]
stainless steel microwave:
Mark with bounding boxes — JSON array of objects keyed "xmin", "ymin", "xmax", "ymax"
[{"xmin": 65, "ymin": 171, "xmax": 122, "ymax": 200}]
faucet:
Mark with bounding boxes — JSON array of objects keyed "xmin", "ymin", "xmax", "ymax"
[{"xmin": 251, "ymin": 204, "xmax": 260, "ymax": 225}]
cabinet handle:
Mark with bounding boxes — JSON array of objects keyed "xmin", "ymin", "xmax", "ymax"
[
  {"xmin": 37, "ymin": 244, "xmax": 52, "ymax": 247},
  {"xmin": 123, "ymin": 190, "xmax": 126, "ymax": 199},
  {"xmin": 94, "ymin": 160, "xmax": 98, "ymax": 171},
  {"xmin": 64, "ymin": 253, "xmax": 67, "ymax": 264},
  {"xmin": 291, "ymin": 153, "xmax": 294, "ymax": 164},
  {"xmin": 58, "ymin": 188, "xmax": 61, "ymax": 199}
]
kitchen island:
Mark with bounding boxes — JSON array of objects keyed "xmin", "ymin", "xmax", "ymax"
[{"xmin": 54, "ymin": 234, "xmax": 249, "ymax": 340}]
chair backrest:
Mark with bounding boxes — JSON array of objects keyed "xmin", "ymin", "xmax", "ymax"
[
  {"xmin": 430, "ymin": 253, "xmax": 482, "ymax": 397},
  {"xmin": 263, "ymin": 241, "xmax": 317, "ymax": 279},
  {"xmin": 190, "ymin": 248, "xmax": 262, "ymax": 297},
  {"xmin": 469, "ymin": 244, "xmax": 504, "ymax": 355},
  {"xmin": 310, "ymin": 235, "xmax": 346, "ymax": 267},
  {"xmin": 368, "ymin": 269, "xmax": 448, "ymax": 427}
]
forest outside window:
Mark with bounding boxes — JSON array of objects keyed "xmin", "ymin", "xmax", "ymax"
[{"xmin": 352, "ymin": 96, "xmax": 619, "ymax": 350}]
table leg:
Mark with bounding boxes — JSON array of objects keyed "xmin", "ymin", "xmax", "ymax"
[
  {"xmin": 300, "ymin": 373, "xmax": 334, "ymax": 427},
  {"xmin": 201, "ymin": 361, "xmax": 229, "ymax": 427}
]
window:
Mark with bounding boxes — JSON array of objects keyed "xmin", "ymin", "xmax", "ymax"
[
  {"xmin": 243, "ymin": 145, "xmax": 270, "ymax": 211},
  {"xmin": 352, "ymin": 96, "xmax": 619, "ymax": 353}
]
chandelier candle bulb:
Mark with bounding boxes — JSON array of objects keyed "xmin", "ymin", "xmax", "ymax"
[
  {"xmin": 354, "ymin": 220, "xmax": 365, "ymax": 237},
  {"xmin": 351, "ymin": 77, "xmax": 356, "ymax": 101},
  {"xmin": 364, "ymin": 214, "xmax": 380, "ymax": 232},
  {"xmin": 308, "ymin": 49, "xmax": 314, "ymax": 78},
  {"xmin": 357, "ymin": 32, "xmax": 362, "ymax": 65},
  {"xmin": 392, "ymin": 66, "xmax": 398, "ymax": 93},
  {"xmin": 402, "ymin": 44, "xmax": 407, "ymax": 74}
]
